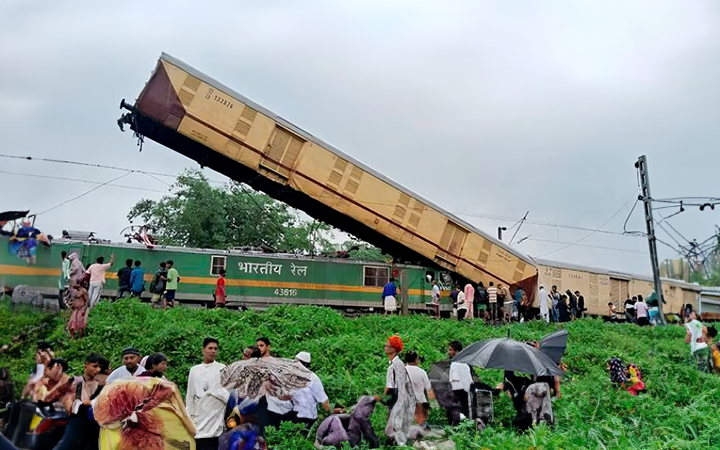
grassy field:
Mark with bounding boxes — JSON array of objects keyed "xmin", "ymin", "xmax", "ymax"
[{"xmin": 2, "ymin": 298, "xmax": 719, "ymax": 449}]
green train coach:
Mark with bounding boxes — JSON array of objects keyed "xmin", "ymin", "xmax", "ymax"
[{"xmin": 0, "ymin": 236, "xmax": 437, "ymax": 311}]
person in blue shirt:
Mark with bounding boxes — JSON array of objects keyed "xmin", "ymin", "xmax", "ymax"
[
  {"xmin": 382, "ymin": 278, "xmax": 398, "ymax": 315},
  {"xmin": 129, "ymin": 260, "xmax": 145, "ymax": 297}
]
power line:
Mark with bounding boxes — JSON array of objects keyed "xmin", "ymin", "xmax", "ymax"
[
  {"xmin": 35, "ymin": 173, "xmax": 132, "ymax": 216},
  {"xmin": 0, "ymin": 169, "xmax": 167, "ymax": 194},
  {"xmin": 0, "ymin": 153, "xmax": 228, "ymax": 185},
  {"xmin": 537, "ymin": 194, "xmax": 638, "ymax": 258},
  {"xmin": 522, "ymin": 237, "xmax": 647, "ymax": 255}
]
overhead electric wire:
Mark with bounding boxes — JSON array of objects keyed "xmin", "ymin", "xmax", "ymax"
[
  {"xmin": 0, "ymin": 169, "xmax": 167, "ymax": 194},
  {"xmin": 537, "ymin": 194, "xmax": 638, "ymax": 258},
  {"xmin": 35, "ymin": 173, "xmax": 133, "ymax": 216},
  {"xmin": 523, "ymin": 237, "xmax": 647, "ymax": 255},
  {"xmin": 0, "ymin": 153, "xmax": 228, "ymax": 185}
]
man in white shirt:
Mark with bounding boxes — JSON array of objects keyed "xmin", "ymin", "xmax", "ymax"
[
  {"xmin": 539, "ymin": 285, "xmax": 549, "ymax": 323},
  {"xmin": 448, "ymin": 341, "xmax": 473, "ymax": 425},
  {"xmin": 685, "ymin": 311, "xmax": 710, "ymax": 372},
  {"xmin": 106, "ymin": 347, "xmax": 145, "ymax": 384},
  {"xmin": 186, "ymin": 337, "xmax": 229, "ymax": 450},
  {"xmin": 431, "ymin": 280, "xmax": 441, "ymax": 318},
  {"xmin": 635, "ymin": 296, "xmax": 649, "ymax": 327},
  {"xmin": 404, "ymin": 351, "xmax": 435, "ymax": 428},
  {"xmin": 383, "ymin": 335, "xmax": 414, "ymax": 446},
  {"xmin": 290, "ymin": 351, "xmax": 330, "ymax": 428}
]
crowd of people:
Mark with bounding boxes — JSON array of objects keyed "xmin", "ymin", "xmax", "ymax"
[
  {"xmin": 4, "ymin": 333, "xmax": 569, "ymax": 450},
  {"xmin": 57, "ymin": 252, "xmax": 183, "ymax": 338}
]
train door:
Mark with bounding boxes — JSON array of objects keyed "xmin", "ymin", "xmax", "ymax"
[{"xmin": 609, "ymin": 278, "xmax": 629, "ymax": 307}]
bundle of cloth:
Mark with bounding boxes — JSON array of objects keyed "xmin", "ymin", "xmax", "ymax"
[
  {"xmin": 315, "ymin": 396, "xmax": 380, "ymax": 449},
  {"xmin": 607, "ymin": 358, "xmax": 645, "ymax": 396},
  {"xmin": 93, "ymin": 377, "xmax": 196, "ymax": 450}
]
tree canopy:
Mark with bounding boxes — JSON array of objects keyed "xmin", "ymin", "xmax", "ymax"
[{"xmin": 127, "ymin": 170, "xmax": 332, "ymax": 253}]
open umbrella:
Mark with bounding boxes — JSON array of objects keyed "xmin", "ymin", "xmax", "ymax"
[
  {"xmin": 539, "ymin": 329, "xmax": 568, "ymax": 365},
  {"xmin": 0, "ymin": 211, "xmax": 29, "ymax": 224},
  {"xmin": 453, "ymin": 337, "xmax": 564, "ymax": 377},
  {"xmin": 221, "ymin": 357, "xmax": 312, "ymax": 398}
]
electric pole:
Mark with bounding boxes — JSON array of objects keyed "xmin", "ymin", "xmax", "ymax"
[{"xmin": 635, "ymin": 155, "xmax": 666, "ymax": 325}]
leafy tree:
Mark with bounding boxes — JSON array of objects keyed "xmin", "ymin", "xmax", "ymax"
[
  {"xmin": 321, "ymin": 240, "xmax": 390, "ymax": 263},
  {"xmin": 128, "ymin": 170, "xmax": 332, "ymax": 253}
]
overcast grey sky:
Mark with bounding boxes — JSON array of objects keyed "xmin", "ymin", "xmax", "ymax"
[{"xmin": 1, "ymin": 0, "xmax": 718, "ymax": 275}]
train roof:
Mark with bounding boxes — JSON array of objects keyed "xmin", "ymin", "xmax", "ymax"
[
  {"xmin": 52, "ymin": 238, "xmax": 426, "ymax": 268},
  {"xmin": 159, "ymin": 53, "xmax": 536, "ymax": 268},
  {"xmin": 534, "ymin": 257, "xmax": 702, "ymax": 291}
]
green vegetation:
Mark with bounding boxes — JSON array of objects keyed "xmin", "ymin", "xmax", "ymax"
[
  {"xmin": 128, "ymin": 170, "xmax": 333, "ymax": 253},
  {"xmin": 2, "ymin": 300, "xmax": 720, "ymax": 449}
]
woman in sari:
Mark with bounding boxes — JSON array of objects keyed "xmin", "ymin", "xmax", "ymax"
[{"xmin": 68, "ymin": 281, "xmax": 89, "ymax": 339}]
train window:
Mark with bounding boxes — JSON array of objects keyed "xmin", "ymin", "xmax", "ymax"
[
  {"xmin": 364, "ymin": 266, "xmax": 390, "ymax": 287},
  {"xmin": 210, "ymin": 256, "xmax": 227, "ymax": 275}
]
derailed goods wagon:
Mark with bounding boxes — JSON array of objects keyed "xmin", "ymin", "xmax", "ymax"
[{"xmin": 118, "ymin": 54, "xmax": 539, "ymax": 293}]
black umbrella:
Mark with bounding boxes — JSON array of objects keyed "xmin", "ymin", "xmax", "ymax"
[
  {"xmin": 0, "ymin": 210, "xmax": 29, "ymax": 224},
  {"xmin": 428, "ymin": 360, "xmax": 451, "ymax": 382},
  {"xmin": 453, "ymin": 337, "xmax": 564, "ymax": 377},
  {"xmin": 539, "ymin": 329, "xmax": 568, "ymax": 365}
]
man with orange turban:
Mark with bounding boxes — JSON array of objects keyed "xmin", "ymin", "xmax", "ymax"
[{"xmin": 383, "ymin": 335, "xmax": 415, "ymax": 446}]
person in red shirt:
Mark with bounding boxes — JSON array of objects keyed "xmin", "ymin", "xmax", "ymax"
[{"xmin": 215, "ymin": 269, "xmax": 227, "ymax": 308}]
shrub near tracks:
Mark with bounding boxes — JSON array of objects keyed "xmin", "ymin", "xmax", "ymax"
[{"xmin": 2, "ymin": 300, "xmax": 720, "ymax": 449}]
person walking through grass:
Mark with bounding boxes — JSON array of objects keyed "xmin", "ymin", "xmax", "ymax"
[
  {"xmin": 163, "ymin": 260, "xmax": 180, "ymax": 310},
  {"xmin": 116, "ymin": 258, "xmax": 133, "ymax": 299},
  {"xmin": 149, "ymin": 262, "xmax": 167, "ymax": 307},
  {"xmin": 404, "ymin": 351, "xmax": 435, "ymax": 428},
  {"xmin": 186, "ymin": 337, "xmax": 228, "ymax": 450}
]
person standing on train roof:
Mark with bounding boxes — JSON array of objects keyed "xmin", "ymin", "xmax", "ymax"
[
  {"xmin": 431, "ymin": 280, "xmax": 441, "ymax": 318},
  {"xmin": 129, "ymin": 260, "xmax": 145, "ymax": 297},
  {"xmin": 464, "ymin": 282, "xmax": 475, "ymax": 320},
  {"xmin": 116, "ymin": 259, "xmax": 133, "ymax": 299},
  {"xmin": 58, "ymin": 251, "xmax": 70, "ymax": 310},
  {"xmin": 215, "ymin": 269, "xmax": 227, "ymax": 308},
  {"xmin": 163, "ymin": 260, "xmax": 180, "ymax": 310},
  {"xmin": 383, "ymin": 277, "xmax": 398, "ymax": 315},
  {"xmin": 85, "ymin": 253, "xmax": 115, "ymax": 308}
]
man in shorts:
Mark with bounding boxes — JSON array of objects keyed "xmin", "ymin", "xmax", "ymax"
[
  {"xmin": 149, "ymin": 262, "xmax": 167, "ymax": 307},
  {"xmin": 163, "ymin": 260, "xmax": 180, "ymax": 310}
]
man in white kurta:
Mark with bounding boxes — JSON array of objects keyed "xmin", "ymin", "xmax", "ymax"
[
  {"xmin": 186, "ymin": 338, "xmax": 229, "ymax": 450},
  {"xmin": 539, "ymin": 286, "xmax": 550, "ymax": 323}
]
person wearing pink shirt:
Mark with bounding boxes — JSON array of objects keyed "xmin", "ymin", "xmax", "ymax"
[
  {"xmin": 464, "ymin": 283, "xmax": 475, "ymax": 320},
  {"xmin": 85, "ymin": 253, "xmax": 115, "ymax": 308}
]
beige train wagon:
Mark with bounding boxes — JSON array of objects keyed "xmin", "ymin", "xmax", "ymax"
[
  {"xmin": 536, "ymin": 258, "xmax": 701, "ymax": 317},
  {"xmin": 118, "ymin": 53, "xmax": 538, "ymax": 293}
]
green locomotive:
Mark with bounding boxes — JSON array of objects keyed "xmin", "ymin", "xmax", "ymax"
[{"xmin": 1, "ymin": 236, "xmax": 440, "ymax": 312}]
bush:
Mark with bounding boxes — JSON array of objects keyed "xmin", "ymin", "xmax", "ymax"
[{"xmin": 2, "ymin": 299, "xmax": 719, "ymax": 449}]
